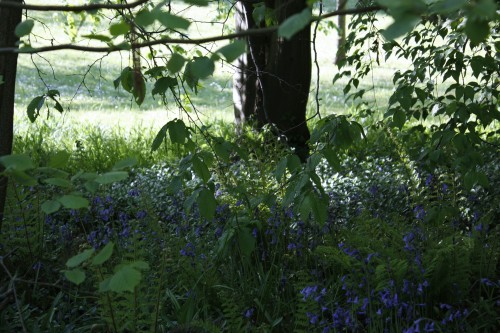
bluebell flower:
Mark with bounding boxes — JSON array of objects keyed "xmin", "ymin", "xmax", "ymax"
[
  {"xmin": 368, "ymin": 185, "xmax": 378, "ymax": 196},
  {"xmin": 472, "ymin": 211, "xmax": 480, "ymax": 222},
  {"xmin": 439, "ymin": 303, "xmax": 452, "ymax": 310},
  {"xmin": 424, "ymin": 321, "xmax": 435, "ymax": 332},
  {"xmin": 365, "ymin": 252, "xmax": 377, "ymax": 264},
  {"xmin": 180, "ymin": 242, "xmax": 195, "ymax": 258},
  {"xmin": 301, "ymin": 285, "xmax": 318, "ymax": 301},
  {"xmin": 413, "ymin": 205, "xmax": 426, "ymax": 220},
  {"xmin": 403, "ymin": 232, "xmax": 415, "ymax": 251},
  {"xmin": 480, "ymin": 278, "xmax": 497, "ymax": 287},
  {"xmin": 307, "ymin": 312, "xmax": 319, "ymax": 325},
  {"xmin": 214, "ymin": 227, "xmax": 222, "ymax": 238},
  {"xmin": 244, "ymin": 308, "xmax": 254, "ymax": 319},
  {"xmin": 128, "ymin": 188, "xmax": 140, "ymax": 197},
  {"xmin": 136, "ymin": 210, "xmax": 147, "ymax": 219},
  {"xmin": 425, "ymin": 174, "xmax": 433, "ymax": 187},
  {"xmin": 32, "ymin": 262, "xmax": 43, "ymax": 270}
]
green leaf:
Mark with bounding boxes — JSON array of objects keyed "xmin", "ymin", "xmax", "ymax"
[
  {"xmin": 197, "ymin": 188, "xmax": 216, "ymax": 220},
  {"xmin": 0, "ymin": 154, "xmax": 34, "ymax": 171},
  {"xmin": 167, "ymin": 53, "xmax": 186, "ymax": 74},
  {"xmin": 129, "ymin": 260, "xmax": 149, "ymax": 270},
  {"xmin": 167, "ymin": 176, "xmax": 183, "ymax": 195},
  {"xmin": 8, "ymin": 169, "xmax": 37, "ymax": 186},
  {"xmin": 168, "ymin": 119, "xmax": 188, "ymax": 144},
  {"xmin": 44, "ymin": 178, "xmax": 73, "ymax": 188},
  {"xmin": 287, "ymin": 154, "xmax": 302, "ymax": 173},
  {"xmin": 112, "ymin": 157, "xmax": 137, "ymax": 170},
  {"xmin": 382, "ymin": 15, "xmax": 420, "ymax": 40},
  {"xmin": 41, "ymin": 200, "xmax": 61, "ymax": 214},
  {"xmin": 64, "ymin": 269, "xmax": 86, "ymax": 285},
  {"xmin": 465, "ymin": 19, "xmax": 490, "ymax": 46},
  {"xmin": 155, "ymin": 11, "xmax": 191, "ymax": 30},
  {"xmin": 214, "ymin": 41, "xmax": 246, "ymax": 63},
  {"xmin": 151, "ymin": 124, "xmax": 168, "ymax": 151},
  {"xmin": 393, "ymin": 109, "xmax": 406, "ymax": 129},
  {"xmin": 237, "ymin": 227, "xmax": 256, "ymax": 258},
  {"xmin": 275, "ymin": 157, "xmax": 288, "ymax": 182},
  {"xmin": 27, "ymin": 96, "xmax": 45, "ymax": 122},
  {"xmin": 95, "ymin": 171, "xmax": 128, "ymax": 184},
  {"xmin": 108, "ymin": 265, "xmax": 142, "ymax": 292},
  {"xmin": 135, "ymin": 9, "xmax": 156, "ymax": 27},
  {"xmin": 464, "ymin": 171, "xmax": 489, "ymax": 190},
  {"xmin": 470, "ymin": 56, "xmax": 484, "ymax": 78},
  {"xmin": 191, "ymin": 155, "xmax": 210, "ymax": 183},
  {"xmin": 190, "ymin": 56, "xmax": 215, "ymax": 79},
  {"xmin": 58, "ymin": 195, "xmax": 89, "ymax": 209},
  {"xmin": 15, "ymin": 20, "xmax": 35, "ymax": 37},
  {"xmin": 152, "ymin": 76, "xmax": 177, "ymax": 96},
  {"xmin": 300, "ymin": 192, "xmax": 327, "ymax": 225},
  {"xmin": 471, "ymin": 0, "xmax": 497, "ymax": 19},
  {"xmin": 432, "ymin": 0, "xmax": 467, "ymax": 13},
  {"xmin": 183, "ymin": 0, "xmax": 209, "ymax": 6},
  {"xmin": 66, "ymin": 248, "xmax": 95, "ymax": 268},
  {"xmin": 53, "ymin": 100, "xmax": 64, "ymax": 113},
  {"xmin": 213, "ymin": 140, "xmax": 232, "ymax": 163},
  {"xmin": 309, "ymin": 194, "xmax": 327, "ymax": 226},
  {"xmin": 278, "ymin": 8, "xmax": 311, "ymax": 40},
  {"xmin": 92, "ymin": 242, "xmax": 114, "ymax": 266},
  {"xmin": 120, "ymin": 67, "xmax": 134, "ymax": 92},
  {"xmin": 82, "ymin": 34, "xmax": 112, "ymax": 43},
  {"xmin": 99, "ymin": 277, "xmax": 111, "ymax": 292},
  {"xmin": 109, "ymin": 22, "xmax": 130, "ymax": 36},
  {"xmin": 322, "ymin": 148, "xmax": 341, "ymax": 171}
]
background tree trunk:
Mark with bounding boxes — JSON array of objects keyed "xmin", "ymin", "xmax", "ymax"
[
  {"xmin": 0, "ymin": 0, "xmax": 23, "ymax": 229},
  {"xmin": 233, "ymin": 1, "xmax": 267, "ymax": 129},
  {"xmin": 335, "ymin": 0, "xmax": 347, "ymax": 65},
  {"xmin": 233, "ymin": 0, "xmax": 311, "ymax": 161}
]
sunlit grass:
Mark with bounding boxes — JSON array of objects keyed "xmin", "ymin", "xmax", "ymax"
[{"xmin": 15, "ymin": 2, "xmax": 411, "ymax": 130}]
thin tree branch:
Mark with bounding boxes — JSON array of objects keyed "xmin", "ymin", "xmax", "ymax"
[
  {"xmin": 0, "ymin": 5, "xmax": 384, "ymax": 54},
  {"xmin": 0, "ymin": 0, "xmax": 150, "ymax": 12}
]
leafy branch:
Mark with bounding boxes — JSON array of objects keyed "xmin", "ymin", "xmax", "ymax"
[
  {"xmin": 0, "ymin": 0, "xmax": 149, "ymax": 12},
  {"xmin": 0, "ymin": 5, "xmax": 384, "ymax": 54}
]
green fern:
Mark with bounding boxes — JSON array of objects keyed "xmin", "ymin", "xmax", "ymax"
[{"xmin": 219, "ymin": 291, "xmax": 245, "ymax": 332}]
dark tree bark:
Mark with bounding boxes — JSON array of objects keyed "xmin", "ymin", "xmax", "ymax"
[
  {"xmin": 233, "ymin": 1, "xmax": 267, "ymax": 129},
  {"xmin": 234, "ymin": 0, "xmax": 311, "ymax": 161},
  {"xmin": 0, "ymin": 0, "xmax": 23, "ymax": 229},
  {"xmin": 335, "ymin": 0, "xmax": 347, "ymax": 65}
]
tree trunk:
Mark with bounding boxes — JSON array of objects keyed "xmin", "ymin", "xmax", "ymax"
[
  {"xmin": 335, "ymin": 0, "xmax": 347, "ymax": 65},
  {"xmin": 0, "ymin": 0, "xmax": 23, "ymax": 229},
  {"xmin": 233, "ymin": 1, "xmax": 267, "ymax": 129},
  {"xmin": 262, "ymin": 0, "xmax": 311, "ymax": 162},
  {"xmin": 233, "ymin": 0, "xmax": 311, "ymax": 161}
]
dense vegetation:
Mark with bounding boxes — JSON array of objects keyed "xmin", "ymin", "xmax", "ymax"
[{"xmin": 1, "ymin": 1, "xmax": 499, "ymax": 332}]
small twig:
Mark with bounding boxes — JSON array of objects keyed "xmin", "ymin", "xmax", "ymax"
[{"xmin": 312, "ymin": 1, "xmax": 323, "ymax": 120}]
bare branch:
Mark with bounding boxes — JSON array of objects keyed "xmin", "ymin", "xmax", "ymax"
[
  {"xmin": 0, "ymin": 5, "xmax": 383, "ymax": 54},
  {"xmin": 0, "ymin": 0, "xmax": 150, "ymax": 12}
]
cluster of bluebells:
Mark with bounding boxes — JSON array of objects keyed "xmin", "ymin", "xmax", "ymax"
[{"xmin": 299, "ymin": 241, "xmax": 435, "ymax": 332}]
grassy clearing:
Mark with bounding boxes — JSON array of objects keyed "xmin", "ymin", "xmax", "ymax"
[{"xmin": 14, "ymin": 2, "xmax": 409, "ymax": 131}]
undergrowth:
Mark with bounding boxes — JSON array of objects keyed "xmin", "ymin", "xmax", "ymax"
[{"xmin": 1, "ymin": 122, "xmax": 498, "ymax": 332}]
